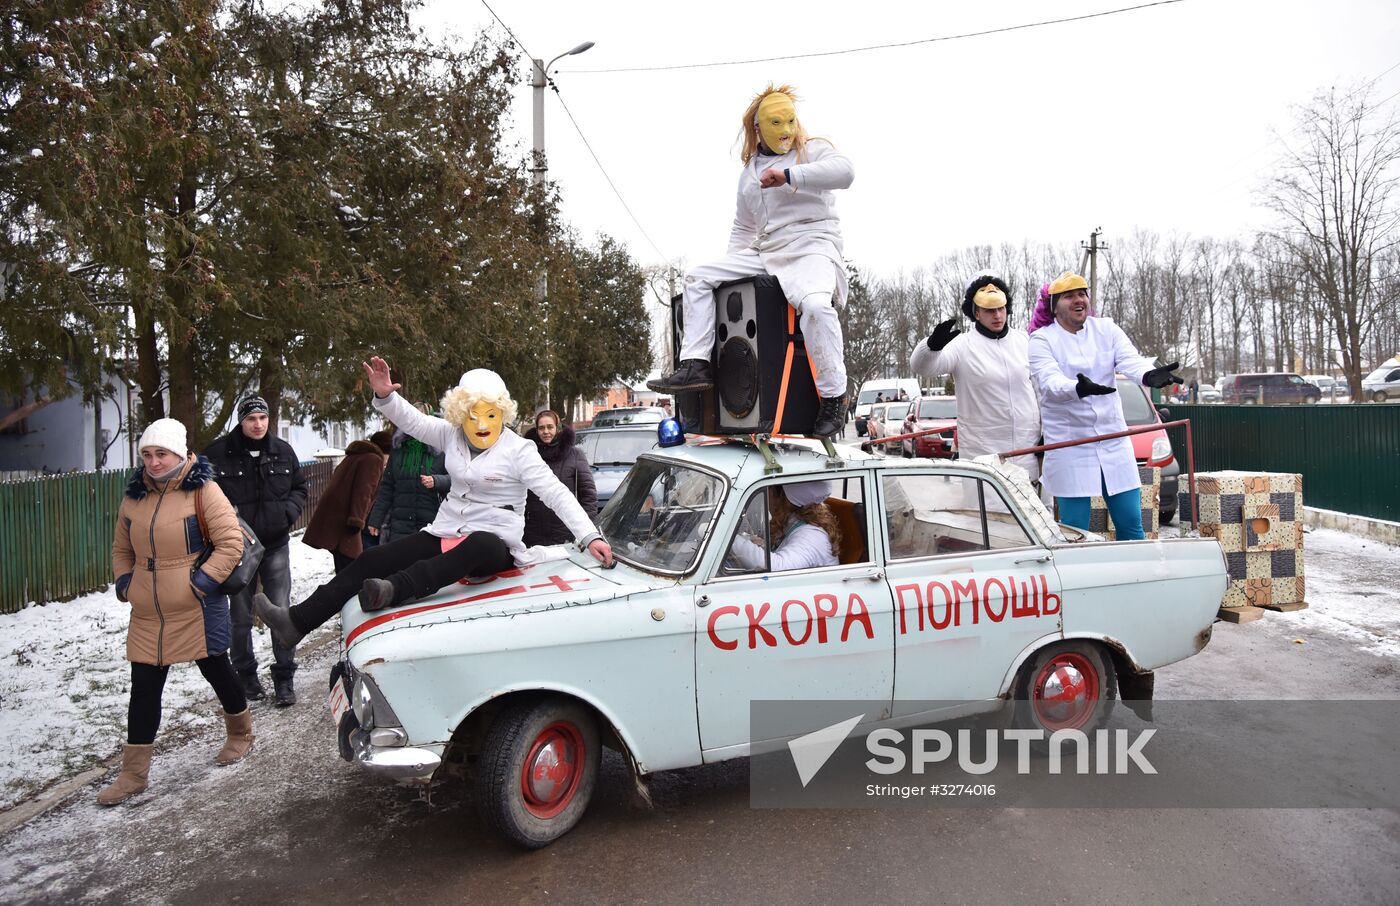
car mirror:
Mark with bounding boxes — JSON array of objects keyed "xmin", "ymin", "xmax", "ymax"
[{"xmin": 1157, "ymin": 407, "xmax": 1171, "ymax": 421}]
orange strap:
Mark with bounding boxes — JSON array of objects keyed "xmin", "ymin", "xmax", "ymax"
[{"xmin": 772, "ymin": 305, "xmax": 798, "ymax": 432}]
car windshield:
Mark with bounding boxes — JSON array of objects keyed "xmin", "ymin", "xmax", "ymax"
[
  {"xmin": 597, "ymin": 458, "xmax": 726, "ymax": 573},
  {"xmin": 884, "ymin": 402, "xmax": 911, "ymax": 421},
  {"xmin": 1114, "ymin": 378, "xmax": 1156, "ymax": 425},
  {"xmin": 1200, "ymin": 384, "xmax": 1216, "ymax": 392},
  {"xmin": 857, "ymin": 389, "xmax": 887, "ymax": 405},
  {"xmin": 583, "ymin": 430, "xmax": 658, "ymax": 466},
  {"xmin": 593, "ymin": 409, "xmax": 662, "ymax": 426},
  {"xmin": 917, "ymin": 398, "xmax": 958, "ymax": 418}
]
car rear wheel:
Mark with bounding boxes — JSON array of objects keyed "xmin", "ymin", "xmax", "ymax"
[
  {"xmin": 1303, "ymin": 394, "xmax": 1319, "ymax": 404},
  {"xmin": 1012, "ymin": 641, "xmax": 1116, "ymax": 736},
  {"xmin": 1241, "ymin": 397, "xmax": 1256, "ymax": 405},
  {"xmin": 1375, "ymin": 391, "xmax": 1390, "ymax": 403},
  {"xmin": 476, "ymin": 697, "xmax": 601, "ymax": 849}
]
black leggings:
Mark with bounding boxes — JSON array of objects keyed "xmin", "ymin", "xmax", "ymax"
[
  {"xmin": 290, "ymin": 530, "xmax": 513, "ymax": 633},
  {"xmin": 128, "ymin": 654, "xmax": 246, "ymax": 745}
]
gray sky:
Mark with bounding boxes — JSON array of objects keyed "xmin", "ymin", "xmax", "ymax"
[{"xmin": 417, "ymin": 0, "xmax": 1400, "ymax": 277}]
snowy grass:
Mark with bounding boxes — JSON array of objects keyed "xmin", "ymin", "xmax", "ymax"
[{"xmin": 0, "ymin": 538, "xmax": 335, "ymax": 811}]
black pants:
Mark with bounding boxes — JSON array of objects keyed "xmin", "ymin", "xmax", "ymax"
[
  {"xmin": 128, "ymin": 654, "xmax": 246, "ymax": 745},
  {"xmin": 289, "ymin": 530, "xmax": 513, "ymax": 633},
  {"xmin": 332, "ymin": 550, "xmax": 355, "ymax": 573},
  {"xmin": 230, "ymin": 542, "xmax": 297, "ymax": 681}
]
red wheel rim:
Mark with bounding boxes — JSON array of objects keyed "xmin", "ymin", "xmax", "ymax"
[
  {"xmin": 520, "ymin": 721, "xmax": 585, "ymax": 819},
  {"xmin": 1032, "ymin": 652, "xmax": 1100, "ymax": 731}
]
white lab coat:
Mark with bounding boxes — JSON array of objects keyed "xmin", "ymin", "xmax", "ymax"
[
  {"xmin": 372, "ymin": 392, "xmax": 599, "ymax": 559},
  {"xmin": 1027, "ymin": 318, "xmax": 1156, "ymax": 498},
  {"xmin": 909, "ymin": 327, "xmax": 1042, "ymax": 481},
  {"xmin": 729, "ymin": 518, "xmax": 837, "ymax": 572}
]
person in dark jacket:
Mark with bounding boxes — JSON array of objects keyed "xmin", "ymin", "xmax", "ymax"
[
  {"xmin": 202, "ymin": 396, "xmax": 308, "ymax": 707},
  {"xmin": 303, "ymin": 439, "xmax": 388, "ymax": 572},
  {"xmin": 523, "ymin": 410, "xmax": 598, "ymax": 547},
  {"xmin": 366, "ymin": 423, "xmax": 450, "ymax": 545}
]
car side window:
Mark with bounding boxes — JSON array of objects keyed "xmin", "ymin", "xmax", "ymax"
[
  {"xmin": 721, "ymin": 489, "xmax": 771, "ymax": 575},
  {"xmin": 882, "ymin": 473, "xmax": 1035, "ymax": 560},
  {"xmin": 1388, "ymin": 369, "xmax": 1400, "ymax": 382}
]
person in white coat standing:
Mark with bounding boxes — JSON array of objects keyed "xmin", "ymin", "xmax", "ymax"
[
  {"xmin": 647, "ymin": 84, "xmax": 854, "ymax": 438},
  {"xmin": 909, "ymin": 274, "xmax": 1042, "ymax": 485},
  {"xmin": 1027, "ymin": 272, "xmax": 1183, "ymax": 539},
  {"xmin": 255, "ymin": 357, "xmax": 614, "ymax": 646}
]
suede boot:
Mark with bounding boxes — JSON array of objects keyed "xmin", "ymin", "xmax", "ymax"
[
  {"xmin": 97, "ymin": 744, "xmax": 152, "ymax": 806},
  {"xmin": 215, "ymin": 708, "xmax": 255, "ymax": 766}
]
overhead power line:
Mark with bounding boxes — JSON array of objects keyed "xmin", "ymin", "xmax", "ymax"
[{"xmin": 564, "ymin": 0, "xmax": 1185, "ymax": 74}]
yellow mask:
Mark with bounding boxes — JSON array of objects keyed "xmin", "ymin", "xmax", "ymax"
[
  {"xmin": 465, "ymin": 400, "xmax": 504, "ymax": 450},
  {"xmin": 756, "ymin": 93, "xmax": 797, "ymax": 155}
]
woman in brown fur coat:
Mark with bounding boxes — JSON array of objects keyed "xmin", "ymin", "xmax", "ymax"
[{"xmin": 101, "ymin": 418, "xmax": 253, "ymax": 806}]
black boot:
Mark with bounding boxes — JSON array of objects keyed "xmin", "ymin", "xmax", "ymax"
[
  {"xmin": 646, "ymin": 359, "xmax": 714, "ymax": 393},
  {"xmin": 273, "ymin": 676, "xmax": 296, "ymax": 708},
  {"xmin": 240, "ymin": 672, "xmax": 267, "ymax": 702},
  {"xmin": 811, "ymin": 395, "xmax": 847, "ymax": 438},
  {"xmin": 359, "ymin": 578, "xmax": 398, "ymax": 612}
]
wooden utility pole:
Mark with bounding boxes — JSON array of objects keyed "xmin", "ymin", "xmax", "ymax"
[{"xmin": 1078, "ymin": 227, "xmax": 1106, "ymax": 297}]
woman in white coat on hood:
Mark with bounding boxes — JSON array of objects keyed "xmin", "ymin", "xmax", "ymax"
[{"xmin": 256, "ymin": 357, "xmax": 613, "ymax": 646}]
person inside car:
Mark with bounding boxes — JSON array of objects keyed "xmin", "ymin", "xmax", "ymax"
[
  {"xmin": 726, "ymin": 480, "xmax": 841, "ymax": 572},
  {"xmin": 254, "ymin": 357, "xmax": 614, "ymax": 647}
]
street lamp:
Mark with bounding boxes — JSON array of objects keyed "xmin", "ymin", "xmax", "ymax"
[
  {"xmin": 531, "ymin": 41, "xmax": 595, "ymax": 187},
  {"xmin": 529, "ymin": 41, "xmax": 593, "ymax": 414}
]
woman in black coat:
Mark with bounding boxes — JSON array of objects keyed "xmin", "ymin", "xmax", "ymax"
[
  {"xmin": 523, "ymin": 410, "xmax": 598, "ymax": 547},
  {"xmin": 366, "ymin": 428, "xmax": 450, "ymax": 544}
]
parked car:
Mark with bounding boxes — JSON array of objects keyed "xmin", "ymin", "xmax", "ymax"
[
  {"xmin": 1196, "ymin": 382, "xmax": 1221, "ymax": 403},
  {"xmin": 1302, "ymin": 375, "xmax": 1349, "ymax": 402},
  {"xmin": 853, "ymin": 378, "xmax": 919, "ymax": 436},
  {"xmin": 1218, "ymin": 372, "xmax": 1321, "ymax": 405},
  {"xmin": 1362, "ymin": 363, "xmax": 1400, "ymax": 402},
  {"xmin": 901, "ymin": 395, "xmax": 958, "ymax": 458},
  {"xmin": 1116, "ymin": 376, "xmax": 1180, "ymax": 524},
  {"xmin": 589, "ymin": 406, "xmax": 668, "ymax": 428},
  {"xmin": 574, "ymin": 426, "xmax": 660, "ymax": 507},
  {"xmin": 865, "ymin": 400, "xmax": 911, "ymax": 454},
  {"xmin": 327, "ymin": 433, "xmax": 1227, "ymax": 848}
]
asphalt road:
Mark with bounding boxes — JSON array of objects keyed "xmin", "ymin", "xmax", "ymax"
[{"xmin": 3, "ymin": 509, "xmax": 1399, "ymax": 904}]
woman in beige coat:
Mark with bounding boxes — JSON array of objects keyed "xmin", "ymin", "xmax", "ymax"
[{"xmin": 100, "ymin": 418, "xmax": 253, "ymax": 806}]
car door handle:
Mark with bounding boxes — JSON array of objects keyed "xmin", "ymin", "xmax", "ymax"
[
  {"xmin": 696, "ymin": 595, "xmax": 711, "ymax": 608},
  {"xmin": 843, "ymin": 567, "xmax": 885, "ymax": 582},
  {"xmin": 1014, "ymin": 553, "xmax": 1052, "ymax": 565}
]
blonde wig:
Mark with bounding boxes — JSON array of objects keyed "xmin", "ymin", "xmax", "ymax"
[
  {"xmin": 767, "ymin": 486, "xmax": 842, "ymax": 559},
  {"xmin": 739, "ymin": 83, "xmax": 811, "ymax": 165},
  {"xmin": 439, "ymin": 368, "xmax": 518, "ymax": 431}
]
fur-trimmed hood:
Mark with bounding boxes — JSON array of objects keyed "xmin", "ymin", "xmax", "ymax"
[
  {"xmin": 525, "ymin": 424, "xmax": 577, "ymax": 465},
  {"xmin": 126, "ymin": 454, "xmax": 214, "ymax": 500},
  {"xmin": 344, "ymin": 439, "xmax": 385, "ymax": 457}
]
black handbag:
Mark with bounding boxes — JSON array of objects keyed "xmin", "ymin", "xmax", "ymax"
[{"xmin": 195, "ymin": 488, "xmax": 265, "ymax": 596}]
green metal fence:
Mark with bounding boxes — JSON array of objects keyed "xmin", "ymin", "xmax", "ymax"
[
  {"xmin": 1164, "ymin": 403, "xmax": 1400, "ymax": 522},
  {"xmin": 1, "ymin": 460, "xmax": 335, "ymax": 614}
]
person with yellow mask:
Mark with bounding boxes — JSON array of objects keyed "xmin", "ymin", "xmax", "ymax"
[
  {"xmin": 254, "ymin": 356, "xmax": 614, "ymax": 643},
  {"xmin": 647, "ymin": 84, "xmax": 854, "ymax": 438}
]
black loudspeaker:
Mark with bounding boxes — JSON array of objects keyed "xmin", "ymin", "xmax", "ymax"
[{"xmin": 672, "ymin": 275, "xmax": 819, "ymax": 436}]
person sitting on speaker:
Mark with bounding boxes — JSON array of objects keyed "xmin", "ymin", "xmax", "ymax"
[
  {"xmin": 254, "ymin": 356, "xmax": 614, "ymax": 646},
  {"xmin": 910, "ymin": 274, "xmax": 1043, "ymax": 488},
  {"xmin": 726, "ymin": 480, "xmax": 841, "ymax": 572},
  {"xmin": 647, "ymin": 83, "xmax": 854, "ymax": 439}
]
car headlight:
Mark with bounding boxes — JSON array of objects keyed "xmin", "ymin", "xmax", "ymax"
[
  {"xmin": 1150, "ymin": 437, "xmax": 1172, "ymax": 463},
  {"xmin": 351, "ymin": 673, "xmax": 403, "ymax": 733}
]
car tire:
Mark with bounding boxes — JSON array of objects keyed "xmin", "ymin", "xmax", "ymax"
[
  {"xmin": 1375, "ymin": 391, "xmax": 1389, "ymax": 403},
  {"xmin": 476, "ymin": 697, "xmax": 601, "ymax": 850},
  {"xmin": 1011, "ymin": 641, "xmax": 1116, "ymax": 738},
  {"xmin": 1241, "ymin": 397, "xmax": 1256, "ymax": 405},
  {"xmin": 1303, "ymin": 395, "xmax": 1319, "ymax": 405}
]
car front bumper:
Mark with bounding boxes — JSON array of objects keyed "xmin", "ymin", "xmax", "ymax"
[{"xmin": 345, "ymin": 722, "xmax": 442, "ymax": 784}]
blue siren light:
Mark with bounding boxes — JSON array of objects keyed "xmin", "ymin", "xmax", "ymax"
[{"xmin": 657, "ymin": 417, "xmax": 686, "ymax": 447}]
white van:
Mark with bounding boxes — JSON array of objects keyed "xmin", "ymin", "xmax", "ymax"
[{"xmin": 854, "ymin": 378, "xmax": 922, "ymax": 436}]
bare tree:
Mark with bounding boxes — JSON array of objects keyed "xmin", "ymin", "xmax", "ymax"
[{"xmin": 1261, "ymin": 87, "xmax": 1400, "ymax": 396}]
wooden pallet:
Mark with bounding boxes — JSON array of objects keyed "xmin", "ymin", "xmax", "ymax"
[
  {"xmin": 1256, "ymin": 599, "xmax": 1309, "ymax": 613},
  {"xmin": 1217, "ymin": 605, "xmax": 1266, "ymax": 624}
]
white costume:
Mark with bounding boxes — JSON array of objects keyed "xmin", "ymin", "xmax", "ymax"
[
  {"xmin": 1028, "ymin": 318, "xmax": 1156, "ymax": 499},
  {"xmin": 678, "ymin": 139, "xmax": 854, "ymax": 397},
  {"xmin": 372, "ymin": 391, "xmax": 598, "ymax": 559},
  {"xmin": 910, "ymin": 328, "xmax": 1042, "ymax": 482},
  {"xmin": 729, "ymin": 518, "xmax": 837, "ymax": 572}
]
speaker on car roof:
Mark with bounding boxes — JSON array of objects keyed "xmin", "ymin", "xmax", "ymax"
[{"xmin": 671, "ymin": 275, "xmax": 819, "ymax": 436}]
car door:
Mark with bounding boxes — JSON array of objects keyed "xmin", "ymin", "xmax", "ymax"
[
  {"xmin": 694, "ymin": 473, "xmax": 893, "ymax": 754},
  {"xmin": 877, "ymin": 468, "xmax": 1063, "ymax": 713}
]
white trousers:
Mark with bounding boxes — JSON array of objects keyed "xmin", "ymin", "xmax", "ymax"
[{"xmin": 680, "ymin": 250, "xmax": 847, "ymax": 398}]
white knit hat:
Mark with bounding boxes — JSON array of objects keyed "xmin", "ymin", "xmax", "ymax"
[
  {"xmin": 783, "ymin": 480, "xmax": 832, "ymax": 508},
  {"xmin": 137, "ymin": 418, "xmax": 189, "ymax": 459}
]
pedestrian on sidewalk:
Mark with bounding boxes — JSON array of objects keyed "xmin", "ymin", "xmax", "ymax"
[
  {"xmin": 523, "ymin": 410, "xmax": 597, "ymax": 547},
  {"xmin": 100, "ymin": 418, "xmax": 255, "ymax": 806},
  {"xmin": 302, "ymin": 436, "xmax": 389, "ymax": 572},
  {"xmin": 202, "ymin": 396, "xmax": 307, "ymax": 707}
]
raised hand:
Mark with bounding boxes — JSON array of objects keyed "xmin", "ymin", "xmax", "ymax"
[
  {"xmin": 1142, "ymin": 362, "xmax": 1185, "ymax": 389},
  {"xmin": 927, "ymin": 318, "xmax": 962, "ymax": 351},
  {"xmin": 1075, "ymin": 373, "xmax": 1117, "ymax": 398},
  {"xmin": 361, "ymin": 356, "xmax": 401, "ymax": 399}
]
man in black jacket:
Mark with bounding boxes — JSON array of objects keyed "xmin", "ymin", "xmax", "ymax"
[{"xmin": 203, "ymin": 396, "xmax": 308, "ymax": 706}]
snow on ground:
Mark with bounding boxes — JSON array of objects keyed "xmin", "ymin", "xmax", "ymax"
[{"xmin": 0, "ymin": 537, "xmax": 335, "ymax": 811}]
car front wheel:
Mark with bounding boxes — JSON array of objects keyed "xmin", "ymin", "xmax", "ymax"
[
  {"xmin": 1012, "ymin": 641, "xmax": 1116, "ymax": 736},
  {"xmin": 476, "ymin": 697, "xmax": 601, "ymax": 849},
  {"xmin": 1375, "ymin": 391, "xmax": 1390, "ymax": 403}
]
